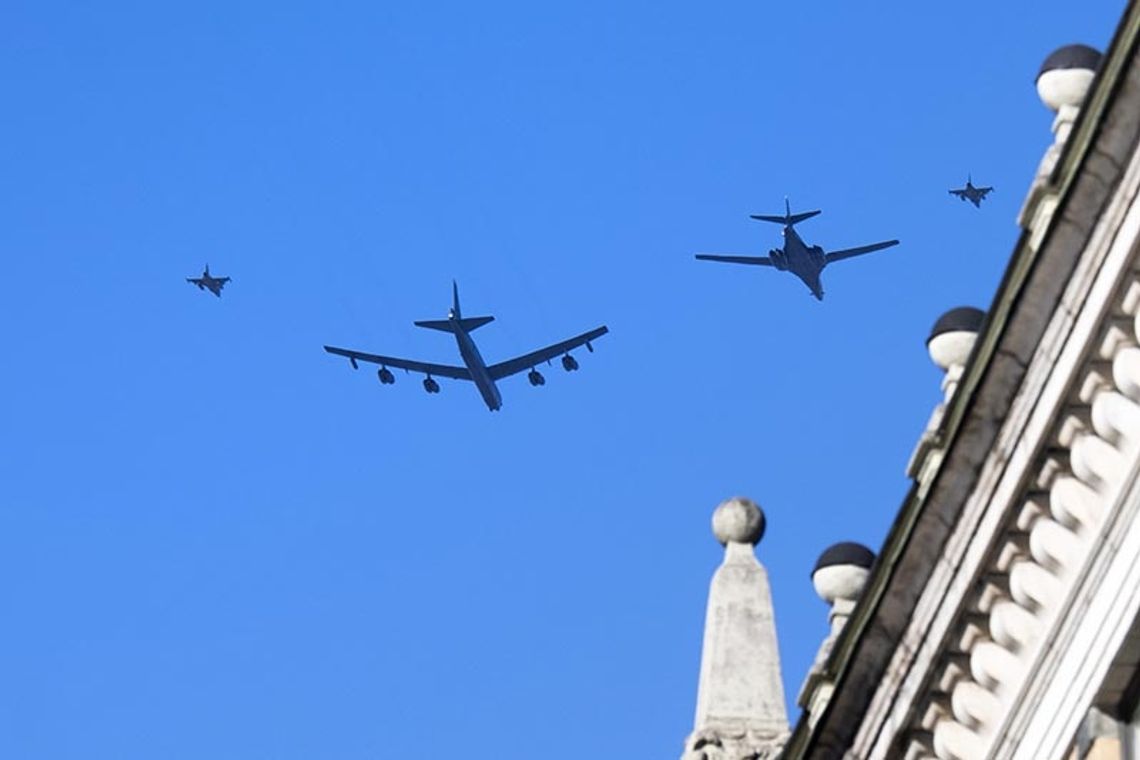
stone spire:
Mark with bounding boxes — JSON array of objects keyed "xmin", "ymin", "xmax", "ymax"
[{"xmin": 681, "ymin": 497, "xmax": 789, "ymax": 760}]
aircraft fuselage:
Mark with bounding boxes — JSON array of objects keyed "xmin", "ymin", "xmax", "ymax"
[
  {"xmin": 189, "ymin": 274, "xmax": 226, "ymax": 297},
  {"xmin": 775, "ymin": 226, "xmax": 827, "ymax": 300},
  {"xmin": 451, "ymin": 318, "xmax": 503, "ymax": 411},
  {"xmin": 961, "ymin": 185, "xmax": 986, "ymax": 207}
]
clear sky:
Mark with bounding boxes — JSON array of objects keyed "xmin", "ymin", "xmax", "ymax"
[{"xmin": 0, "ymin": 1, "xmax": 1126, "ymax": 757}]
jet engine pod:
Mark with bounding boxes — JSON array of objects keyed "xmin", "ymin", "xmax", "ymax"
[
  {"xmin": 528, "ymin": 369, "xmax": 546, "ymax": 386},
  {"xmin": 423, "ymin": 376, "xmax": 440, "ymax": 394},
  {"xmin": 377, "ymin": 367, "xmax": 395, "ymax": 384},
  {"xmin": 770, "ymin": 249, "xmax": 788, "ymax": 270},
  {"xmin": 561, "ymin": 354, "xmax": 579, "ymax": 372}
]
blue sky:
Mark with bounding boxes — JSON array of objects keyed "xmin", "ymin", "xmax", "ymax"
[{"xmin": 0, "ymin": 1, "xmax": 1125, "ymax": 757}]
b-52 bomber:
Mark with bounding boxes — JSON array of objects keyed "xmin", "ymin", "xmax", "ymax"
[
  {"xmin": 696, "ymin": 200, "xmax": 899, "ymax": 300},
  {"xmin": 949, "ymin": 176, "xmax": 993, "ymax": 208},
  {"xmin": 186, "ymin": 265, "xmax": 231, "ymax": 297},
  {"xmin": 324, "ymin": 282, "xmax": 608, "ymax": 411}
]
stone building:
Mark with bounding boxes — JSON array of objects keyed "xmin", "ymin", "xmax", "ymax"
[{"xmin": 680, "ymin": 2, "xmax": 1140, "ymax": 758}]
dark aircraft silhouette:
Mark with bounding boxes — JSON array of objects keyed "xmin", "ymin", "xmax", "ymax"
[
  {"xmin": 324, "ymin": 282, "xmax": 608, "ymax": 411},
  {"xmin": 695, "ymin": 200, "xmax": 899, "ymax": 300},
  {"xmin": 949, "ymin": 176, "xmax": 993, "ymax": 208},
  {"xmin": 186, "ymin": 265, "xmax": 231, "ymax": 297}
]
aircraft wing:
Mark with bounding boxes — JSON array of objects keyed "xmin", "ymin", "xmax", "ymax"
[
  {"xmin": 825, "ymin": 240, "xmax": 899, "ymax": 264},
  {"xmin": 949, "ymin": 189, "xmax": 966, "ymax": 198},
  {"xmin": 694, "ymin": 254, "xmax": 774, "ymax": 266},
  {"xmin": 323, "ymin": 345, "xmax": 473, "ymax": 380},
  {"xmin": 487, "ymin": 326, "xmax": 609, "ymax": 380},
  {"xmin": 186, "ymin": 277, "xmax": 203, "ymax": 285}
]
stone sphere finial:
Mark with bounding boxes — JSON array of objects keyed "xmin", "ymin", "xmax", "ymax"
[
  {"xmin": 927, "ymin": 306, "xmax": 985, "ymax": 372},
  {"xmin": 812, "ymin": 542, "xmax": 875, "ymax": 604},
  {"xmin": 1036, "ymin": 44, "xmax": 1102, "ymax": 112},
  {"xmin": 712, "ymin": 497, "xmax": 766, "ymax": 546}
]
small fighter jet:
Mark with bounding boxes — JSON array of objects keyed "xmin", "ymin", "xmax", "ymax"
[
  {"xmin": 186, "ymin": 265, "xmax": 231, "ymax": 297},
  {"xmin": 695, "ymin": 200, "xmax": 899, "ymax": 301},
  {"xmin": 324, "ymin": 282, "xmax": 608, "ymax": 411},
  {"xmin": 949, "ymin": 176, "xmax": 993, "ymax": 208}
]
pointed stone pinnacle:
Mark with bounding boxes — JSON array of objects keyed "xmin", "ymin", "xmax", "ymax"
[{"xmin": 682, "ymin": 498, "xmax": 789, "ymax": 760}]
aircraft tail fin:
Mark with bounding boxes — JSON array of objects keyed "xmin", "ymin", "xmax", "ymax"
[
  {"xmin": 750, "ymin": 199, "xmax": 821, "ymax": 226},
  {"xmin": 417, "ymin": 282, "xmax": 494, "ymax": 331},
  {"xmin": 414, "ymin": 316, "xmax": 495, "ymax": 333}
]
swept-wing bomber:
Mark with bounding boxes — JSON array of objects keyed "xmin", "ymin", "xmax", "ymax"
[
  {"xmin": 696, "ymin": 200, "xmax": 899, "ymax": 300},
  {"xmin": 324, "ymin": 282, "xmax": 608, "ymax": 411},
  {"xmin": 186, "ymin": 265, "xmax": 231, "ymax": 297}
]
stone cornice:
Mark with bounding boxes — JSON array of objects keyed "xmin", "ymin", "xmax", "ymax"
[
  {"xmin": 879, "ymin": 103, "xmax": 1140, "ymax": 760},
  {"xmin": 781, "ymin": 4, "xmax": 1140, "ymax": 757}
]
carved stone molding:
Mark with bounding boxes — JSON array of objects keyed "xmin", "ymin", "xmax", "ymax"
[{"xmin": 875, "ymin": 143, "xmax": 1140, "ymax": 760}]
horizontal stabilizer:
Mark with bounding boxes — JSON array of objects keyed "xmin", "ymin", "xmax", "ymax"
[
  {"xmin": 414, "ymin": 316, "xmax": 495, "ymax": 332},
  {"xmin": 750, "ymin": 209, "xmax": 821, "ymax": 226}
]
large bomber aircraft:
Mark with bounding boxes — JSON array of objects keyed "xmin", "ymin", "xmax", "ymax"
[
  {"xmin": 695, "ymin": 200, "xmax": 899, "ymax": 301},
  {"xmin": 324, "ymin": 282, "xmax": 608, "ymax": 411}
]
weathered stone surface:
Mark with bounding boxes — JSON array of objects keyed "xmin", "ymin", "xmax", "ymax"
[{"xmin": 681, "ymin": 498, "xmax": 788, "ymax": 760}]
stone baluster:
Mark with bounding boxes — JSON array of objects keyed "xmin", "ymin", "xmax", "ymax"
[
  {"xmin": 933, "ymin": 717, "xmax": 988, "ymax": 760},
  {"xmin": 1019, "ymin": 44, "xmax": 1103, "ymax": 232},
  {"xmin": 909, "ymin": 307, "xmax": 986, "ymax": 482},
  {"xmin": 797, "ymin": 542, "xmax": 875, "ymax": 728}
]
